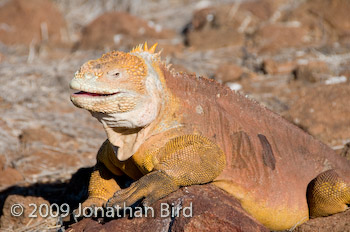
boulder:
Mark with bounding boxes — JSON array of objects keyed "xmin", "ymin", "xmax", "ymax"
[{"xmin": 68, "ymin": 184, "xmax": 268, "ymax": 232}]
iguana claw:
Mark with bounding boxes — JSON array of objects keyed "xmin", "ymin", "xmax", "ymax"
[{"xmin": 106, "ymin": 170, "xmax": 179, "ymax": 209}]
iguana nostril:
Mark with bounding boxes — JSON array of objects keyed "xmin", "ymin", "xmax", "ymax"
[{"xmin": 74, "ymin": 71, "xmax": 83, "ymax": 79}]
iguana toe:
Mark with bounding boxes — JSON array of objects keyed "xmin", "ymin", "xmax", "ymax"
[
  {"xmin": 72, "ymin": 197, "xmax": 107, "ymax": 221},
  {"xmin": 106, "ymin": 170, "xmax": 179, "ymax": 208}
]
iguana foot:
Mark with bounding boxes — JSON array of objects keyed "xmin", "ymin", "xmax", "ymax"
[
  {"xmin": 307, "ymin": 169, "xmax": 350, "ymax": 217},
  {"xmin": 106, "ymin": 170, "xmax": 179, "ymax": 208},
  {"xmin": 72, "ymin": 197, "xmax": 107, "ymax": 221}
]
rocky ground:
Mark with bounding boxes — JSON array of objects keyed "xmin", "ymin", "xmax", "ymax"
[{"xmin": 0, "ymin": 0, "xmax": 350, "ymax": 231}]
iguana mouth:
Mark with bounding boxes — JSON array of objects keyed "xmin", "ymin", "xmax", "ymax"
[{"xmin": 73, "ymin": 91, "xmax": 119, "ymax": 97}]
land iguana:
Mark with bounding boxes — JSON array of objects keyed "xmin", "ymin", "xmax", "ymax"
[{"xmin": 70, "ymin": 43, "xmax": 350, "ymax": 230}]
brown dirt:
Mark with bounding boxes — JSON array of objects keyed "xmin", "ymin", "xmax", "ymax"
[
  {"xmin": 340, "ymin": 143, "xmax": 350, "ymax": 161},
  {"xmin": 293, "ymin": 61, "xmax": 331, "ymax": 83},
  {"xmin": 184, "ymin": 0, "xmax": 289, "ymax": 50},
  {"xmin": 281, "ymin": 0, "xmax": 350, "ymax": 44},
  {"xmin": 77, "ymin": 11, "xmax": 175, "ymax": 51},
  {"xmin": 0, "ymin": 195, "xmax": 53, "ymax": 230},
  {"xmin": 0, "ymin": 168, "xmax": 23, "ymax": 186},
  {"xmin": 261, "ymin": 58, "xmax": 296, "ymax": 75},
  {"xmin": 253, "ymin": 23, "xmax": 311, "ymax": 54},
  {"xmin": 19, "ymin": 126, "xmax": 58, "ymax": 147},
  {"xmin": 215, "ymin": 63, "xmax": 244, "ymax": 83},
  {"xmin": 284, "ymin": 84, "xmax": 350, "ymax": 147},
  {"xmin": 0, "ymin": 0, "xmax": 67, "ymax": 46}
]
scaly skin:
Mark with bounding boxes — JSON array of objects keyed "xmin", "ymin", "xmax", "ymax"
[{"xmin": 70, "ymin": 43, "xmax": 350, "ymax": 230}]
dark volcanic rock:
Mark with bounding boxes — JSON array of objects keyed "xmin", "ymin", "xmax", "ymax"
[
  {"xmin": 68, "ymin": 184, "xmax": 268, "ymax": 232},
  {"xmin": 294, "ymin": 209, "xmax": 350, "ymax": 232}
]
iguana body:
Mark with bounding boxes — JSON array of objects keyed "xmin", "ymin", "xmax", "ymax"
[{"xmin": 70, "ymin": 43, "xmax": 350, "ymax": 230}]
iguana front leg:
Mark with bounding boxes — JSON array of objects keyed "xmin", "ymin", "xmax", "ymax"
[
  {"xmin": 77, "ymin": 140, "xmax": 123, "ymax": 211},
  {"xmin": 106, "ymin": 134, "xmax": 226, "ymax": 208},
  {"xmin": 72, "ymin": 161, "xmax": 121, "ymax": 220}
]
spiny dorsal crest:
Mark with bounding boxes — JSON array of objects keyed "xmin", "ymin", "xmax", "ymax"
[
  {"xmin": 130, "ymin": 42, "xmax": 158, "ymax": 54},
  {"xmin": 130, "ymin": 42, "xmax": 169, "ymax": 72}
]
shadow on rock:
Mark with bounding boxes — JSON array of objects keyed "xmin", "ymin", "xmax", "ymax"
[{"xmin": 0, "ymin": 167, "xmax": 93, "ymax": 231}]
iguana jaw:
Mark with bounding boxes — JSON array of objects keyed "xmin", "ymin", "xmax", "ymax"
[
  {"xmin": 70, "ymin": 74, "xmax": 122, "ymax": 99},
  {"xmin": 70, "ymin": 76, "xmax": 141, "ymax": 114},
  {"xmin": 72, "ymin": 90, "xmax": 120, "ymax": 97},
  {"xmin": 70, "ymin": 90, "xmax": 122, "ymax": 104}
]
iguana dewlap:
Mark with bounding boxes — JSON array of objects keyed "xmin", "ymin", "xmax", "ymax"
[{"xmin": 70, "ymin": 43, "xmax": 350, "ymax": 230}]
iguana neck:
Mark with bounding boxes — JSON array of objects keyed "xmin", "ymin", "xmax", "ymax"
[
  {"xmin": 146, "ymin": 62, "xmax": 182, "ymax": 135},
  {"xmin": 99, "ymin": 63, "xmax": 181, "ymax": 161}
]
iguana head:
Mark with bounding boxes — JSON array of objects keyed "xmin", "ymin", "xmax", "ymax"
[{"xmin": 70, "ymin": 43, "xmax": 163, "ymax": 129}]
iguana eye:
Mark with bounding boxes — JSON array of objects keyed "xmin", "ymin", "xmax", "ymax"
[{"xmin": 107, "ymin": 71, "xmax": 121, "ymax": 79}]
